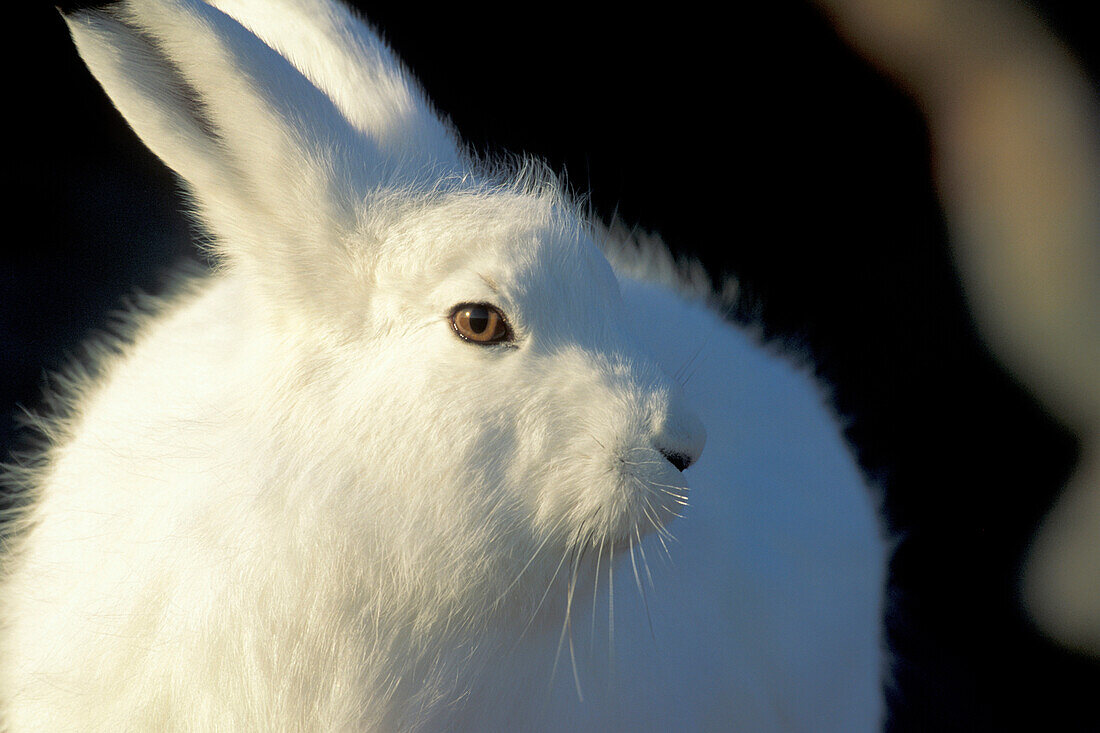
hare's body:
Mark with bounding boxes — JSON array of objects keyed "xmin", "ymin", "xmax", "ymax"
[{"xmin": 2, "ymin": 1, "xmax": 887, "ymax": 730}]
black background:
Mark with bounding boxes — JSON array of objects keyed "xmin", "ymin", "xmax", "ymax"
[{"xmin": 6, "ymin": 2, "xmax": 1099, "ymax": 730}]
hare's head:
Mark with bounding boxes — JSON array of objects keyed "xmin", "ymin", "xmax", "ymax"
[{"xmin": 62, "ymin": 0, "xmax": 705, "ymax": 612}]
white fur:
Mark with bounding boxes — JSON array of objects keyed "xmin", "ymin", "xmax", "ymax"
[{"xmin": 1, "ymin": 1, "xmax": 888, "ymax": 729}]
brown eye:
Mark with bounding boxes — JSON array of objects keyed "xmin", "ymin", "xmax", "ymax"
[{"xmin": 450, "ymin": 303, "xmax": 512, "ymax": 344}]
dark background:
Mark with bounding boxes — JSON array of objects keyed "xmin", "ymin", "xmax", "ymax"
[{"xmin": 7, "ymin": 2, "xmax": 1099, "ymax": 730}]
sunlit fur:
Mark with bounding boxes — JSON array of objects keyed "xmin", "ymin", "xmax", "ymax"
[{"xmin": 1, "ymin": 1, "xmax": 888, "ymax": 730}]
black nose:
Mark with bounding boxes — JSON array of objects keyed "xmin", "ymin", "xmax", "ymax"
[{"xmin": 660, "ymin": 449, "xmax": 694, "ymax": 472}]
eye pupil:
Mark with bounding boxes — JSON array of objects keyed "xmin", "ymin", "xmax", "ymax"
[{"xmin": 466, "ymin": 307, "xmax": 490, "ymax": 335}]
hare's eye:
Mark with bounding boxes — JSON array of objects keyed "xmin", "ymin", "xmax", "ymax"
[{"xmin": 450, "ymin": 303, "xmax": 512, "ymax": 344}]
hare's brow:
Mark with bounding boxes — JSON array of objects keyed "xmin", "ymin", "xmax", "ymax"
[{"xmin": 479, "ymin": 274, "xmax": 500, "ymax": 293}]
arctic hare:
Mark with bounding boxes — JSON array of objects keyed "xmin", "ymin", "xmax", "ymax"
[{"xmin": 1, "ymin": 0, "xmax": 887, "ymax": 729}]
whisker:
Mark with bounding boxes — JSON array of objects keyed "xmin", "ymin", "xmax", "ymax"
[
  {"xmin": 552, "ymin": 527, "xmax": 590, "ymax": 702},
  {"xmin": 641, "ymin": 500, "xmax": 675, "ymax": 562},
  {"xmin": 624, "ymin": 469, "xmax": 687, "ymax": 501},
  {"xmin": 654, "ymin": 490, "xmax": 690, "ymax": 505},
  {"xmin": 660, "ymin": 505, "xmax": 685, "ymax": 519},
  {"xmin": 590, "ymin": 540, "xmax": 603, "ymax": 646},
  {"xmin": 494, "ymin": 518, "xmax": 564, "ymax": 608},
  {"xmin": 634, "ymin": 523, "xmax": 655, "ymax": 589},
  {"xmin": 628, "ymin": 535, "xmax": 644, "ymax": 599},
  {"xmin": 673, "ymin": 336, "xmax": 708, "ymax": 386},
  {"xmin": 639, "ymin": 499, "xmax": 663, "ymax": 533},
  {"xmin": 607, "ymin": 542, "xmax": 616, "ymax": 684},
  {"xmin": 675, "ymin": 305, "xmax": 730, "ymax": 390},
  {"xmin": 568, "ymin": 600, "xmax": 582, "ymax": 703},
  {"xmin": 648, "ymin": 479, "xmax": 691, "ymax": 494},
  {"xmin": 632, "ymin": 475, "xmax": 690, "ymax": 506},
  {"xmin": 514, "ymin": 541, "xmax": 569, "ymax": 651},
  {"xmin": 629, "ymin": 535, "xmax": 658, "ymax": 646},
  {"xmin": 586, "ymin": 433, "xmax": 608, "ymax": 452}
]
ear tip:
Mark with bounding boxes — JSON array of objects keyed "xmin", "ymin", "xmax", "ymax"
[{"xmin": 56, "ymin": 0, "xmax": 119, "ymax": 16}]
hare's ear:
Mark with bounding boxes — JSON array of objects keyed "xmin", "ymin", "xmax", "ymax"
[
  {"xmin": 60, "ymin": 0, "xmax": 409, "ymax": 310},
  {"xmin": 206, "ymin": 0, "xmax": 465, "ymax": 170}
]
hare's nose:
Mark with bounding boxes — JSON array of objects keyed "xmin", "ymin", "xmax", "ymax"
[
  {"xmin": 660, "ymin": 449, "xmax": 695, "ymax": 473},
  {"xmin": 652, "ymin": 403, "xmax": 705, "ymax": 473}
]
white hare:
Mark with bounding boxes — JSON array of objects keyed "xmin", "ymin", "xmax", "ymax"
[{"xmin": 1, "ymin": 1, "xmax": 888, "ymax": 730}]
